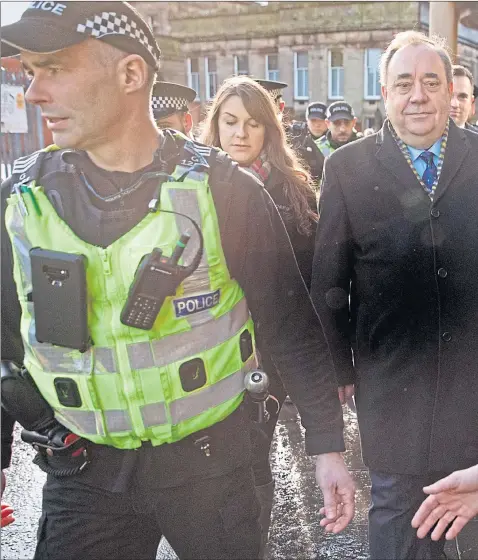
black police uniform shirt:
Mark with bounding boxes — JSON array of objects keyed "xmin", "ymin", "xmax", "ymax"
[{"xmin": 1, "ymin": 132, "xmax": 344, "ymax": 490}]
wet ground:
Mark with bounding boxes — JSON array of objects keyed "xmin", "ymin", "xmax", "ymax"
[{"xmin": 2, "ymin": 404, "xmax": 477, "ymax": 559}]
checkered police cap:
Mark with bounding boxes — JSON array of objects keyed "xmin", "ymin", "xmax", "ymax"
[
  {"xmin": 1, "ymin": 2, "xmax": 161, "ymax": 70},
  {"xmin": 152, "ymin": 82, "xmax": 197, "ymax": 120},
  {"xmin": 255, "ymin": 79, "xmax": 288, "ymax": 103}
]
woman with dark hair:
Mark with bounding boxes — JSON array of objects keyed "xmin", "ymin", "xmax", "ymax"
[
  {"xmin": 201, "ymin": 76, "xmax": 318, "ymax": 288},
  {"xmin": 200, "ymin": 76, "xmax": 319, "ymax": 554}
]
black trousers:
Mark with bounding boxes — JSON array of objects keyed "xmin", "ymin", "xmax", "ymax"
[
  {"xmin": 250, "ymin": 356, "xmax": 287, "ymax": 487},
  {"xmin": 369, "ymin": 470, "xmax": 449, "ymax": 560},
  {"xmin": 34, "ymin": 464, "xmax": 261, "ymax": 560}
]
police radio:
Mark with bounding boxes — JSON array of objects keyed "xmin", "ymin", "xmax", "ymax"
[{"xmin": 121, "ymin": 216, "xmax": 204, "ymax": 330}]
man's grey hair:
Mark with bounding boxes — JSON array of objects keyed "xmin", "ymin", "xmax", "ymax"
[{"xmin": 380, "ymin": 30, "xmax": 453, "ymax": 86}]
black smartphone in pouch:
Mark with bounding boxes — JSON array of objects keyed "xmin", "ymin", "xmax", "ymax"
[{"xmin": 30, "ymin": 248, "xmax": 90, "ymax": 352}]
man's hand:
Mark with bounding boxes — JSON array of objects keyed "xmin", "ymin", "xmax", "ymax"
[
  {"xmin": 338, "ymin": 385, "xmax": 354, "ymax": 405},
  {"xmin": 316, "ymin": 452, "xmax": 355, "ymax": 533},
  {"xmin": 412, "ymin": 465, "xmax": 478, "ymax": 541}
]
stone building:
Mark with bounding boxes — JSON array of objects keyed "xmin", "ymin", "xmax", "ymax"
[{"xmin": 133, "ymin": 1, "xmax": 478, "ymax": 128}]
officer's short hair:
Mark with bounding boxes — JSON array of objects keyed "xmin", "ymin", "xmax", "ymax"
[
  {"xmin": 452, "ymin": 65, "xmax": 474, "ymax": 87},
  {"xmin": 380, "ymin": 31, "xmax": 452, "ymax": 86}
]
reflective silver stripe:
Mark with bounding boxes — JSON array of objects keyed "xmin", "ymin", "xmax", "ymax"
[
  {"xmin": 8, "ymin": 206, "xmax": 33, "ymax": 289},
  {"xmin": 93, "ymin": 347, "xmax": 117, "ymax": 373},
  {"xmin": 169, "ymin": 357, "xmax": 255, "ymax": 424},
  {"xmin": 168, "ymin": 188, "xmax": 213, "ymax": 327},
  {"xmin": 168, "ymin": 188, "xmax": 206, "ymax": 268},
  {"xmin": 140, "ymin": 402, "xmax": 168, "ymax": 428},
  {"xmin": 30, "ymin": 346, "xmax": 117, "ymax": 375},
  {"xmin": 104, "ymin": 410, "xmax": 132, "ymax": 433},
  {"xmin": 31, "ymin": 345, "xmax": 92, "ymax": 374},
  {"xmin": 133, "ymin": 297, "xmax": 249, "ymax": 370},
  {"xmin": 127, "ymin": 341, "xmax": 154, "ymax": 370},
  {"xmin": 55, "ymin": 409, "xmax": 98, "ymax": 435}
]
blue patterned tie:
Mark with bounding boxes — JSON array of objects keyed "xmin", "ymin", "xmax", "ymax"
[{"xmin": 418, "ymin": 151, "xmax": 437, "ymax": 191}]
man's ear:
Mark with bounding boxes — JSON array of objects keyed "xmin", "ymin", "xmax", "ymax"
[
  {"xmin": 279, "ymin": 100, "xmax": 285, "ymax": 114},
  {"xmin": 184, "ymin": 112, "xmax": 193, "ymax": 135},
  {"xmin": 381, "ymin": 84, "xmax": 388, "ymax": 102},
  {"xmin": 118, "ymin": 54, "xmax": 149, "ymax": 93}
]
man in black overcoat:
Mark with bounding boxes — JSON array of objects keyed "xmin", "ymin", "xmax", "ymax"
[{"xmin": 311, "ymin": 30, "xmax": 478, "ymax": 560}]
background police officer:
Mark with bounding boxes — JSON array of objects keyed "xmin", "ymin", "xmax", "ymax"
[
  {"xmin": 1, "ymin": 3, "xmax": 355, "ymax": 559},
  {"xmin": 289, "ymin": 102, "xmax": 328, "ymax": 185},
  {"xmin": 316, "ymin": 101, "xmax": 361, "ymax": 157},
  {"xmin": 152, "ymin": 81, "xmax": 197, "ymax": 138},
  {"xmin": 255, "ymin": 78, "xmax": 288, "ymax": 120},
  {"xmin": 306, "ymin": 102, "xmax": 328, "ymax": 140}
]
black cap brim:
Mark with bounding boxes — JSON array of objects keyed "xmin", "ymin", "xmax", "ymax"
[
  {"xmin": 328, "ymin": 112, "xmax": 354, "ymax": 122},
  {"xmin": 308, "ymin": 112, "xmax": 326, "ymax": 120},
  {"xmin": 255, "ymin": 79, "xmax": 288, "ymax": 91},
  {"xmin": 1, "ymin": 17, "xmax": 87, "ymax": 57}
]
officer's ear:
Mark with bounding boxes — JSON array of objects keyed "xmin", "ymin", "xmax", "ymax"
[
  {"xmin": 325, "ymin": 119, "xmax": 332, "ymax": 129},
  {"xmin": 117, "ymin": 54, "xmax": 150, "ymax": 94},
  {"xmin": 184, "ymin": 112, "xmax": 193, "ymax": 135}
]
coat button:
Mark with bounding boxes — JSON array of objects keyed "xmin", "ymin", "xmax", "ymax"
[
  {"xmin": 430, "ymin": 208, "xmax": 440, "ymax": 218},
  {"xmin": 442, "ymin": 332, "xmax": 452, "ymax": 342},
  {"xmin": 437, "ymin": 268, "xmax": 447, "ymax": 278}
]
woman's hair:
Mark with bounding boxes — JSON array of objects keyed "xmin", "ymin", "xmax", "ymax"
[{"xmin": 200, "ymin": 76, "xmax": 317, "ymax": 235}]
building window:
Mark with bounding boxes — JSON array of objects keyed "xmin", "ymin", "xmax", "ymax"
[
  {"xmin": 205, "ymin": 56, "xmax": 218, "ymax": 100},
  {"xmin": 265, "ymin": 54, "xmax": 279, "ymax": 81},
  {"xmin": 328, "ymin": 50, "xmax": 344, "ymax": 99},
  {"xmin": 364, "ymin": 48, "xmax": 381, "ymax": 100},
  {"xmin": 187, "ymin": 58, "xmax": 200, "ymax": 99},
  {"xmin": 294, "ymin": 52, "xmax": 309, "ymax": 100},
  {"xmin": 364, "ymin": 117, "xmax": 375, "ymax": 130},
  {"xmin": 234, "ymin": 54, "xmax": 249, "ymax": 76}
]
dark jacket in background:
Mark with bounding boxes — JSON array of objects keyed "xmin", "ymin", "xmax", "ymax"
[
  {"xmin": 288, "ymin": 123, "xmax": 325, "ymax": 186},
  {"xmin": 311, "ymin": 120, "xmax": 478, "ymax": 475}
]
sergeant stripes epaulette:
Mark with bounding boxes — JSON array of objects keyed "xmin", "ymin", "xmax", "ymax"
[
  {"xmin": 11, "ymin": 150, "xmax": 42, "ymax": 177},
  {"xmin": 191, "ymin": 143, "xmax": 212, "ymax": 158}
]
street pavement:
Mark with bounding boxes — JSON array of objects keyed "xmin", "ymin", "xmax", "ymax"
[{"xmin": 2, "ymin": 405, "xmax": 477, "ymax": 559}]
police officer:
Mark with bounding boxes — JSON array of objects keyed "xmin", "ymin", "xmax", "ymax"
[
  {"xmin": 316, "ymin": 101, "xmax": 361, "ymax": 157},
  {"xmin": 289, "ymin": 102, "xmax": 328, "ymax": 185},
  {"xmin": 306, "ymin": 102, "xmax": 328, "ymax": 140},
  {"xmin": 0, "ymin": 3, "xmax": 354, "ymax": 559},
  {"xmin": 254, "ymin": 79, "xmax": 288, "ymax": 119},
  {"xmin": 152, "ymin": 81, "xmax": 196, "ymax": 138}
]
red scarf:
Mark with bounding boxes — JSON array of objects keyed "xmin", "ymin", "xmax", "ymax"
[{"xmin": 241, "ymin": 152, "xmax": 272, "ymax": 184}]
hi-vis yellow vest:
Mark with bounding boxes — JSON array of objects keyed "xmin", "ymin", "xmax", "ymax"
[
  {"xmin": 5, "ymin": 145, "xmax": 257, "ymax": 449},
  {"xmin": 314, "ymin": 135, "xmax": 335, "ymax": 157}
]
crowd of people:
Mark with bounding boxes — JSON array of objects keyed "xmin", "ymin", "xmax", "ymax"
[{"xmin": 1, "ymin": 2, "xmax": 477, "ymax": 559}]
